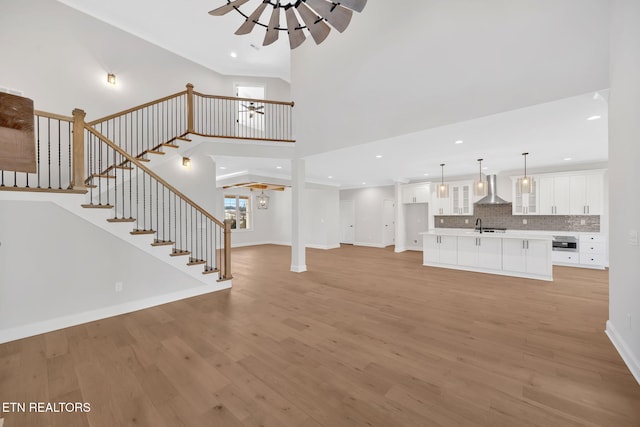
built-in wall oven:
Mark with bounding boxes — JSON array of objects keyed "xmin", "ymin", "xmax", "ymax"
[{"xmin": 552, "ymin": 235, "xmax": 579, "ymax": 252}]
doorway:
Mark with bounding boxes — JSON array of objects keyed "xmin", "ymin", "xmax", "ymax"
[
  {"xmin": 340, "ymin": 200, "xmax": 355, "ymax": 244},
  {"xmin": 383, "ymin": 199, "xmax": 395, "ymax": 247}
]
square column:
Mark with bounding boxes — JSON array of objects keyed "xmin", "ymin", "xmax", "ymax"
[{"xmin": 290, "ymin": 158, "xmax": 307, "ymax": 272}]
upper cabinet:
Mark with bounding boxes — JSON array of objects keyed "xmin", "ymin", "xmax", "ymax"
[
  {"xmin": 431, "ymin": 180, "xmax": 473, "ymax": 215},
  {"xmin": 512, "ymin": 178, "xmax": 538, "ymax": 215},
  {"xmin": 512, "ymin": 170, "xmax": 605, "ymax": 216},
  {"xmin": 401, "ymin": 182, "xmax": 430, "ymax": 204}
]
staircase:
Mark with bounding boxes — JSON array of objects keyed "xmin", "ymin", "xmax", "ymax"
[{"xmin": 0, "ymin": 84, "xmax": 295, "ymax": 285}]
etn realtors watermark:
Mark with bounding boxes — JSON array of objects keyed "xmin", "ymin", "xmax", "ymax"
[{"xmin": 2, "ymin": 402, "xmax": 91, "ymax": 413}]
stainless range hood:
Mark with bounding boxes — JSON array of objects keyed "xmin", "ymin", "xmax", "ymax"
[{"xmin": 475, "ymin": 174, "xmax": 509, "ymax": 205}]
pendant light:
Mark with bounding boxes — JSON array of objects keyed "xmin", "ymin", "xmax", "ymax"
[
  {"xmin": 256, "ymin": 190, "xmax": 270, "ymax": 209},
  {"xmin": 517, "ymin": 152, "xmax": 534, "ymax": 194},
  {"xmin": 474, "ymin": 158, "xmax": 487, "ymax": 196},
  {"xmin": 437, "ymin": 163, "xmax": 449, "ymax": 198}
]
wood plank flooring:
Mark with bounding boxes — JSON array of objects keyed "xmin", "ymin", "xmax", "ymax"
[{"xmin": 1, "ymin": 244, "xmax": 639, "ymax": 426}]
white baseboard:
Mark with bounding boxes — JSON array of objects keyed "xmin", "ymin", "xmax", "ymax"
[
  {"xmin": 306, "ymin": 243, "xmax": 341, "ymax": 250},
  {"xmin": 0, "ymin": 280, "xmax": 232, "ymax": 344},
  {"xmin": 354, "ymin": 241, "xmax": 386, "ymax": 248},
  {"xmin": 290, "ymin": 264, "xmax": 307, "ymax": 273},
  {"xmin": 233, "ymin": 241, "xmax": 339, "ymax": 250},
  {"xmin": 605, "ymin": 320, "xmax": 640, "ymax": 385},
  {"xmin": 232, "ymin": 240, "xmax": 273, "ymax": 248}
]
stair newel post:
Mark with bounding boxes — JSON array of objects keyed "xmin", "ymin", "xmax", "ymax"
[
  {"xmin": 223, "ymin": 219, "xmax": 232, "ymax": 280},
  {"xmin": 186, "ymin": 83, "xmax": 195, "ymax": 134},
  {"xmin": 71, "ymin": 108, "xmax": 87, "ymax": 190}
]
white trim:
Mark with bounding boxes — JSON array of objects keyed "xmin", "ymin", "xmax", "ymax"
[
  {"xmin": 354, "ymin": 241, "xmax": 386, "ymax": 248},
  {"xmin": 306, "ymin": 243, "xmax": 340, "ymax": 250},
  {"xmin": 233, "ymin": 241, "xmax": 339, "ymax": 250},
  {"xmin": 0, "ymin": 280, "xmax": 232, "ymax": 344},
  {"xmin": 606, "ymin": 320, "xmax": 640, "ymax": 385},
  {"xmin": 290, "ymin": 264, "xmax": 307, "ymax": 273},
  {"xmin": 232, "ymin": 240, "xmax": 273, "ymax": 248}
]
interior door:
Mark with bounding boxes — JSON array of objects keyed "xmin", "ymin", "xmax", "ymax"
[
  {"xmin": 382, "ymin": 199, "xmax": 395, "ymax": 247},
  {"xmin": 340, "ymin": 200, "xmax": 355, "ymax": 244}
]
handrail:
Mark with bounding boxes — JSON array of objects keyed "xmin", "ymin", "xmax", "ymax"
[
  {"xmin": 87, "ymin": 90, "xmax": 188, "ymax": 126},
  {"xmin": 192, "ymin": 91, "xmax": 295, "ymax": 106},
  {"xmin": 85, "ymin": 125, "xmax": 224, "ymax": 228},
  {"xmin": 34, "ymin": 110, "xmax": 74, "ymax": 122}
]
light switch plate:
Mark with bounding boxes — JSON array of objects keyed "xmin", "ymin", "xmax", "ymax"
[
  {"xmin": 522, "ymin": 219, "xmax": 527, "ymax": 225},
  {"xmin": 629, "ymin": 230, "xmax": 638, "ymax": 246}
]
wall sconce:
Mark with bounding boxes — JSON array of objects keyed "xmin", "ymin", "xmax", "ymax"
[
  {"xmin": 107, "ymin": 73, "xmax": 116, "ymax": 85},
  {"xmin": 182, "ymin": 157, "xmax": 191, "ymax": 169}
]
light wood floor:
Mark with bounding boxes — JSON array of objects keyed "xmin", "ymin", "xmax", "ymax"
[{"xmin": 1, "ymin": 244, "xmax": 639, "ymax": 426}]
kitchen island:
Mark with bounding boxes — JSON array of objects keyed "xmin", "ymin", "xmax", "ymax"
[{"xmin": 420, "ymin": 229, "xmax": 553, "ymax": 281}]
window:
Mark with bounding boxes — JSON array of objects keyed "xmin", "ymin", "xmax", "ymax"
[{"xmin": 224, "ymin": 195, "xmax": 251, "ymax": 230}]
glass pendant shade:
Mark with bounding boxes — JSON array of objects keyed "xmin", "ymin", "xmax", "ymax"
[
  {"xmin": 474, "ymin": 158, "xmax": 487, "ymax": 196},
  {"xmin": 518, "ymin": 153, "xmax": 534, "ymax": 194},
  {"xmin": 256, "ymin": 191, "xmax": 269, "ymax": 209},
  {"xmin": 437, "ymin": 163, "xmax": 450, "ymax": 198}
]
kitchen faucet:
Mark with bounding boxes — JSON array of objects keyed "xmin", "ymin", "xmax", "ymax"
[{"xmin": 475, "ymin": 218, "xmax": 483, "ymax": 233}]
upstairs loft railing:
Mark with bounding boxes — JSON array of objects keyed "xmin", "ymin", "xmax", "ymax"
[
  {"xmin": 87, "ymin": 83, "xmax": 295, "ymax": 163},
  {"xmin": 84, "ymin": 126, "xmax": 231, "ymax": 280}
]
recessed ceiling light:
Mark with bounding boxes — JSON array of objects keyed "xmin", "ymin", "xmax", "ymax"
[
  {"xmin": 375, "ymin": 155, "xmax": 383, "ymax": 158},
  {"xmin": 276, "ymin": 166, "xmax": 282, "ymax": 169},
  {"xmin": 230, "ymin": 51, "xmax": 238, "ymax": 58},
  {"xmin": 219, "ymin": 166, "xmax": 226, "ymax": 170},
  {"xmin": 423, "ymin": 173, "xmax": 429, "ymax": 176},
  {"xmin": 587, "ymin": 115, "xmax": 601, "ymax": 121},
  {"xmin": 455, "ymin": 140, "xmax": 464, "ymax": 144},
  {"xmin": 564, "ymin": 157, "xmax": 572, "ymax": 161},
  {"xmin": 362, "ymin": 182, "xmax": 366, "ymax": 185},
  {"xmin": 328, "ymin": 176, "xmax": 333, "ymax": 179},
  {"xmin": 482, "ymin": 167, "xmax": 489, "ymax": 170}
]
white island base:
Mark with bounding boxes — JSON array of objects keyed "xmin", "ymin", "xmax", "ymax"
[{"xmin": 420, "ymin": 230, "xmax": 553, "ymax": 282}]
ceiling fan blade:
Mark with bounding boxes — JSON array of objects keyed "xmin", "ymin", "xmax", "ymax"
[
  {"xmin": 256, "ymin": 111, "xmax": 265, "ymax": 115},
  {"xmin": 255, "ymin": 106, "xmax": 265, "ymax": 110},
  {"xmin": 235, "ymin": 2, "xmax": 269, "ymax": 35},
  {"xmin": 285, "ymin": 7, "xmax": 306, "ymax": 49},
  {"xmin": 263, "ymin": 4, "xmax": 281, "ymax": 46},
  {"xmin": 338, "ymin": 0, "xmax": 367, "ymax": 13},
  {"xmin": 305, "ymin": 0, "xmax": 352, "ymax": 33},
  {"xmin": 209, "ymin": 0, "xmax": 250, "ymax": 16},
  {"xmin": 296, "ymin": 2, "xmax": 331, "ymax": 45}
]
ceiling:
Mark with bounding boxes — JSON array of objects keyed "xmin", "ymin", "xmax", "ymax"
[
  {"xmin": 56, "ymin": 0, "xmax": 292, "ymax": 81},
  {"xmin": 55, "ymin": 0, "xmax": 610, "ymax": 189}
]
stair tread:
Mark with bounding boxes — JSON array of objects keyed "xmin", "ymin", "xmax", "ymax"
[
  {"xmin": 136, "ymin": 157, "xmax": 151, "ymax": 162},
  {"xmin": 145, "ymin": 150, "xmax": 165, "ymax": 155},
  {"xmin": 187, "ymin": 259, "xmax": 206, "ymax": 266},
  {"xmin": 107, "ymin": 217, "xmax": 136, "ymax": 223},
  {"xmin": 130, "ymin": 229, "xmax": 156, "ymax": 235},
  {"xmin": 170, "ymin": 250, "xmax": 191, "ymax": 257},
  {"xmin": 81, "ymin": 204, "xmax": 113, "ymax": 209},
  {"xmin": 151, "ymin": 240, "xmax": 174, "ymax": 247},
  {"xmin": 203, "ymin": 267, "xmax": 220, "ymax": 275},
  {"xmin": 176, "ymin": 136, "xmax": 192, "ymax": 142},
  {"xmin": 160, "ymin": 143, "xmax": 179, "ymax": 148},
  {"xmin": 114, "ymin": 165, "xmax": 134, "ymax": 170}
]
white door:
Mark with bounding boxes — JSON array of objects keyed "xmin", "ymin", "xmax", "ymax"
[
  {"xmin": 382, "ymin": 199, "xmax": 395, "ymax": 247},
  {"xmin": 340, "ymin": 200, "xmax": 355, "ymax": 244}
]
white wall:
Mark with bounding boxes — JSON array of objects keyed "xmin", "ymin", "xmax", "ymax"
[
  {"xmin": 0, "ymin": 0, "xmax": 290, "ymax": 121},
  {"xmin": 607, "ymin": 0, "xmax": 640, "ymax": 384},
  {"xmin": 0, "ymin": 200, "xmax": 215, "ymax": 341},
  {"xmin": 305, "ymin": 189, "xmax": 340, "ymax": 250},
  {"xmin": 340, "ymin": 186, "xmax": 395, "ymax": 248}
]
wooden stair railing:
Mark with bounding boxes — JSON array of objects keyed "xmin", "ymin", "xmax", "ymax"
[{"xmin": 83, "ymin": 125, "xmax": 232, "ymax": 281}]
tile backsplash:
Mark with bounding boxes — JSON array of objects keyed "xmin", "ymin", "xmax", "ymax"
[{"xmin": 434, "ymin": 203, "xmax": 600, "ymax": 232}]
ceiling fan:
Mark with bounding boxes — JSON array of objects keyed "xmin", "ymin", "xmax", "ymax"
[
  {"xmin": 239, "ymin": 102, "xmax": 265, "ymax": 118},
  {"xmin": 209, "ymin": 0, "xmax": 368, "ymax": 49}
]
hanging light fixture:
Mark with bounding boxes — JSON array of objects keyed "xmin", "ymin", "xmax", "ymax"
[
  {"xmin": 209, "ymin": 0, "xmax": 367, "ymax": 49},
  {"xmin": 256, "ymin": 190, "xmax": 270, "ymax": 209},
  {"xmin": 474, "ymin": 158, "xmax": 487, "ymax": 196},
  {"xmin": 517, "ymin": 152, "xmax": 534, "ymax": 194},
  {"xmin": 437, "ymin": 163, "xmax": 449, "ymax": 198}
]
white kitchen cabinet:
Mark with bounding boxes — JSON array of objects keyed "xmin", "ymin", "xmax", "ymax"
[
  {"xmin": 512, "ymin": 177, "xmax": 538, "ymax": 215},
  {"xmin": 457, "ymin": 236, "xmax": 502, "ymax": 270},
  {"xmin": 432, "ymin": 192, "xmax": 451, "ymax": 215},
  {"xmin": 451, "ymin": 182, "xmax": 473, "ymax": 215},
  {"xmin": 570, "ymin": 174, "xmax": 604, "ymax": 215},
  {"xmin": 401, "ymin": 183, "xmax": 430, "ymax": 204},
  {"xmin": 579, "ymin": 234, "xmax": 607, "ymax": 268},
  {"xmin": 502, "ymin": 238, "xmax": 551, "ymax": 277},
  {"xmin": 423, "ymin": 234, "xmax": 457, "ymax": 265},
  {"xmin": 538, "ymin": 176, "xmax": 571, "ymax": 215}
]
